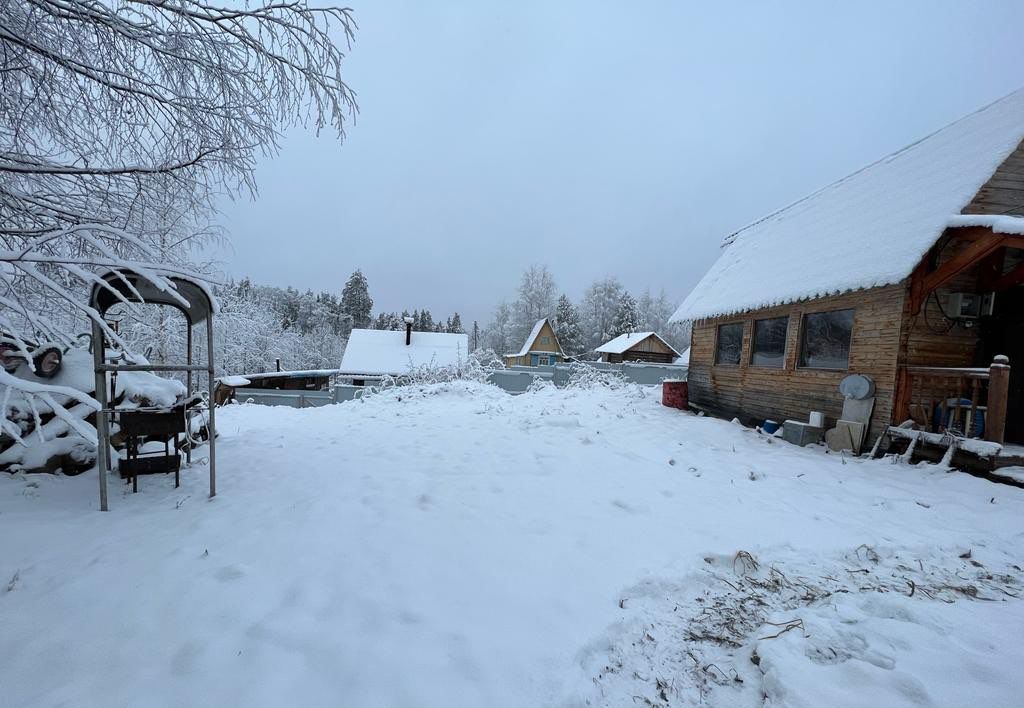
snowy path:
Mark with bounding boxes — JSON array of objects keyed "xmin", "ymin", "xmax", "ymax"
[{"xmin": 2, "ymin": 382, "xmax": 1023, "ymax": 707}]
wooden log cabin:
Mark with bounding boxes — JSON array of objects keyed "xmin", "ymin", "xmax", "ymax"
[
  {"xmin": 671, "ymin": 89, "xmax": 1024, "ymax": 460},
  {"xmin": 595, "ymin": 332, "xmax": 680, "ymax": 364},
  {"xmin": 504, "ymin": 318, "xmax": 564, "ymax": 367}
]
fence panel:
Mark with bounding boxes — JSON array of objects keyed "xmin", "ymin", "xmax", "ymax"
[
  {"xmin": 487, "ymin": 369, "xmax": 552, "ymax": 393},
  {"xmin": 235, "ymin": 388, "xmax": 334, "ymax": 408},
  {"xmin": 620, "ymin": 362, "xmax": 688, "ymax": 385}
]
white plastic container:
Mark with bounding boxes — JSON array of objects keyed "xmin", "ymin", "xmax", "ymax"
[{"xmin": 808, "ymin": 411, "xmax": 825, "ymax": 427}]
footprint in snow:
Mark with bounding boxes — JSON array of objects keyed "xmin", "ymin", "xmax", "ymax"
[{"xmin": 215, "ymin": 564, "xmax": 246, "ymax": 582}]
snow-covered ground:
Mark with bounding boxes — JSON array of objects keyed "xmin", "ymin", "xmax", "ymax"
[{"xmin": 2, "ymin": 381, "xmax": 1022, "ymax": 707}]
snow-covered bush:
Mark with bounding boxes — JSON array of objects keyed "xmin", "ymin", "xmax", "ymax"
[
  {"xmin": 372, "ymin": 350, "xmax": 499, "ymax": 391},
  {"xmin": 564, "ymin": 363, "xmax": 629, "ymax": 391}
]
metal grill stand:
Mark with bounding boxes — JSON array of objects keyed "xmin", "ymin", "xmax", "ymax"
[{"xmin": 90, "ymin": 271, "xmax": 217, "ymax": 511}]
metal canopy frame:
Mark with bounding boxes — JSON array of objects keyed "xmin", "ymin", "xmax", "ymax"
[{"xmin": 89, "ymin": 270, "xmax": 217, "ymax": 511}]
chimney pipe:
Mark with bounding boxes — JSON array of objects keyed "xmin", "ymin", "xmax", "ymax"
[
  {"xmin": 275, "ymin": 358, "xmax": 281, "ymax": 372},
  {"xmin": 404, "ymin": 316, "xmax": 414, "ymax": 346}
]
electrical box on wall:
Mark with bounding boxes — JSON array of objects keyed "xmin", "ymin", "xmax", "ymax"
[{"xmin": 948, "ymin": 291, "xmax": 995, "ymax": 319}]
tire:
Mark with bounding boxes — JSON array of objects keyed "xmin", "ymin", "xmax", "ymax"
[{"xmin": 32, "ymin": 346, "xmax": 63, "ymax": 378}]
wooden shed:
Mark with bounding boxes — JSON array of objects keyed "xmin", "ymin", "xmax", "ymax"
[
  {"xmin": 504, "ymin": 319, "xmax": 564, "ymax": 367},
  {"xmin": 671, "ymin": 88, "xmax": 1024, "ymax": 460},
  {"xmin": 214, "ymin": 369, "xmax": 337, "ymax": 405},
  {"xmin": 595, "ymin": 332, "xmax": 680, "ymax": 364}
]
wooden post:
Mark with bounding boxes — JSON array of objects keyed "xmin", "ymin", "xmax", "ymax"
[
  {"xmin": 893, "ymin": 367, "xmax": 912, "ymax": 424},
  {"xmin": 969, "ymin": 378, "xmax": 980, "ymax": 438},
  {"xmin": 986, "ymin": 355, "xmax": 1010, "ymax": 445},
  {"xmin": 186, "ymin": 326, "xmax": 193, "ymax": 466},
  {"xmin": 92, "ymin": 320, "xmax": 109, "ymax": 511},
  {"xmin": 207, "ymin": 315, "xmax": 217, "ymax": 498}
]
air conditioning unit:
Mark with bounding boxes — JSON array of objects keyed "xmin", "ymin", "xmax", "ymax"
[{"xmin": 948, "ymin": 291, "xmax": 995, "ymax": 319}]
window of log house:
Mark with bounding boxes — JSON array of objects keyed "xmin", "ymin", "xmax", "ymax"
[
  {"xmin": 750, "ymin": 316, "xmax": 788, "ymax": 368},
  {"xmin": 798, "ymin": 308, "xmax": 855, "ymax": 370},
  {"xmin": 715, "ymin": 322, "xmax": 744, "ymax": 365}
]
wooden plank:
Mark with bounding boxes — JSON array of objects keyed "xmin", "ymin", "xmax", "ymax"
[
  {"xmin": 915, "ymin": 234, "xmax": 1008, "ymax": 313},
  {"xmin": 969, "ymin": 378, "xmax": 980, "ymax": 438}
]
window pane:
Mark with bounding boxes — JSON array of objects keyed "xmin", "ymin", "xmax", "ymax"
[
  {"xmin": 799, "ymin": 309, "xmax": 854, "ymax": 369},
  {"xmin": 715, "ymin": 323, "xmax": 744, "ymax": 365},
  {"xmin": 751, "ymin": 316, "xmax": 788, "ymax": 367}
]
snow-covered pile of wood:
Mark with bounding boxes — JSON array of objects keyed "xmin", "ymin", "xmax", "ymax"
[{"xmin": 0, "ymin": 347, "xmax": 186, "ymax": 474}]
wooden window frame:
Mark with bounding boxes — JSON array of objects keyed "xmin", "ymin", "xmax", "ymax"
[
  {"xmin": 749, "ymin": 315, "xmax": 789, "ymax": 369},
  {"xmin": 796, "ymin": 307, "xmax": 856, "ymax": 372},
  {"xmin": 713, "ymin": 321, "xmax": 746, "ymax": 367}
]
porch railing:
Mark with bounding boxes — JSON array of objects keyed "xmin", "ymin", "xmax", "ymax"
[{"xmin": 897, "ymin": 355, "xmax": 1010, "ymax": 444}]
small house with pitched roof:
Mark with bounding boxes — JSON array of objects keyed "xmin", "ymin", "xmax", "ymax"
[
  {"xmin": 595, "ymin": 332, "xmax": 680, "ymax": 364},
  {"xmin": 671, "ymin": 89, "xmax": 1024, "ymax": 456},
  {"xmin": 504, "ymin": 318, "xmax": 564, "ymax": 367}
]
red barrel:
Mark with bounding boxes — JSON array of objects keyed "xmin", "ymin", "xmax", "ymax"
[{"xmin": 661, "ymin": 380, "xmax": 688, "ymax": 410}]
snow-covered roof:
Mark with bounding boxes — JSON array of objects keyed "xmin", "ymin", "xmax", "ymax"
[
  {"xmin": 508, "ymin": 319, "xmax": 556, "ymax": 357},
  {"xmin": 217, "ymin": 375, "xmax": 251, "ymax": 387},
  {"xmin": 340, "ymin": 329, "xmax": 469, "ymax": 376},
  {"xmin": 238, "ymin": 369, "xmax": 339, "ymax": 381},
  {"xmin": 947, "ymin": 214, "xmax": 1024, "ymax": 235},
  {"xmin": 596, "ymin": 332, "xmax": 680, "ymax": 356},
  {"xmin": 675, "ymin": 347, "xmax": 690, "ymax": 366},
  {"xmin": 671, "ymin": 89, "xmax": 1024, "ymax": 322}
]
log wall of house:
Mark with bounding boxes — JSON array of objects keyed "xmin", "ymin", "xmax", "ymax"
[
  {"xmin": 603, "ymin": 334, "xmax": 676, "ymax": 364},
  {"xmin": 687, "ymin": 284, "xmax": 906, "ymax": 440},
  {"xmin": 962, "ymin": 137, "xmax": 1024, "ymax": 216},
  {"xmin": 607, "ymin": 350, "xmax": 675, "ymax": 364},
  {"xmin": 900, "ymin": 236, "xmax": 985, "ymax": 371}
]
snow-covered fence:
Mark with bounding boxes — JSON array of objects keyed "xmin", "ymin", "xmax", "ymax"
[
  {"xmin": 487, "ymin": 369, "xmax": 553, "ymax": 392},
  {"xmin": 234, "ymin": 385, "xmax": 372, "ymax": 407},
  {"xmin": 236, "ymin": 388, "xmax": 333, "ymax": 408},
  {"xmin": 619, "ymin": 361, "xmax": 688, "ymax": 385},
  {"xmin": 333, "ymin": 385, "xmax": 372, "ymax": 404},
  {"xmin": 507, "ymin": 361, "xmax": 686, "ymax": 388},
  {"xmin": 231, "ymin": 361, "xmax": 687, "ymax": 407}
]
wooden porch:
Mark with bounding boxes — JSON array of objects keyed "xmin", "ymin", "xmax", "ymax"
[
  {"xmin": 881, "ymin": 355, "xmax": 1019, "ymax": 476},
  {"xmin": 894, "ymin": 355, "xmax": 1011, "ymax": 444},
  {"xmin": 878, "ymin": 220, "xmax": 1024, "ymax": 474}
]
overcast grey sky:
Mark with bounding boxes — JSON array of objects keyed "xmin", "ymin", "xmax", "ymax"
[{"xmin": 213, "ymin": 1, "xmax": 1024, "ymax": 325}]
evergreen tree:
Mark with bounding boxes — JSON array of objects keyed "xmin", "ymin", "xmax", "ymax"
[
  {"xmin": 553, "ymin": 294, "xmax": 584, "ymax": 355},
  {"xmin": 419, "ymin": 310, "xmax": 434, "ymax": 332},
  {"xmin": 610, "ymin": 291, "xmax": 641, "ymax": 338},
  {"xmin": 471, "ymin": 321, "xmax": 481, "ymax": 351},
  {"xmin": 280, "ymin": 286, "xmax": 301, "ymax": 330},
  {"xmin": 340, "ymin": 269, "xmax": 373, "ymax": 330},
  {"xmin": 448, "ymin": 312, "xmax": 464, "ymax": 334}
]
